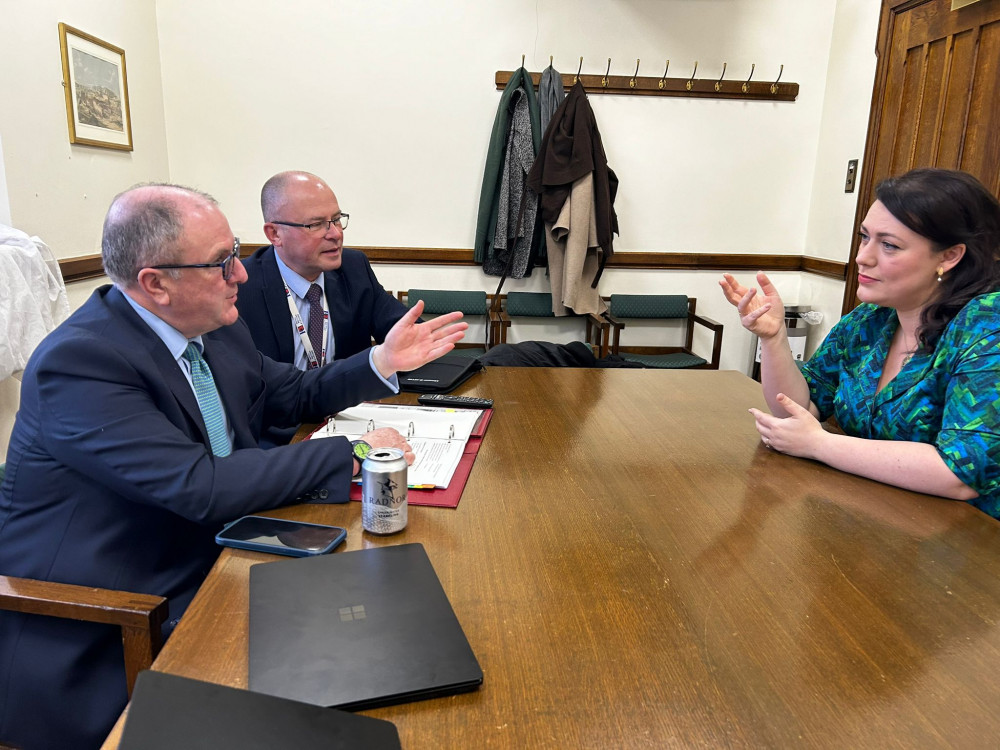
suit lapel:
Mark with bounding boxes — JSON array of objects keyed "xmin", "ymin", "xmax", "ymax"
[
  {"xmin": 106, "ymin": 287, "xmax": 211, "ymax": 447},
  {"xmin": 324, "ymin": 269, "xmax": 347, "ymax": 357},
  {"xmin": 262, "ymin": 247, "xmax": 296, "ymax": 362}
]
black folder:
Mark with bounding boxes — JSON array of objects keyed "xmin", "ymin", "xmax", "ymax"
[
  {"xmin": 119, "ymin": 671, "xmax": 401, "ymax": 749},
  {"xmin": 249, "ymin": 543, "xmax": 483, "ymax": 710},
  {"xmin": 397, "ymin": 352, "xmax": 484, "ymax": 393}
]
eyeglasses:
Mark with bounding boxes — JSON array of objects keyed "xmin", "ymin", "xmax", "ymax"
[
  {"xmin": 270, "ymin": 213, "xmax": 350, "ymax": 233},
  {"xmin": 148, "ymin": 237, "xmax": 241, "ymax": 281}
]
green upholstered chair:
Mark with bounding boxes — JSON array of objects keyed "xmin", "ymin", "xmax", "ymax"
[
  {"xmin": 0, "ymin": 463, "xmax": 168, "ymax": 700},
  {"xmin": 495, "ymin": 291, "xmax": 553, "ymax": 345},
  {"xmin": 495, "ymin": 292, "xmax": 610, "ymax": 356},
  {"xmin": 397, "ymin": 289, "xmax": 498, "ymax": 355},
  {"xmin": 602, "ymin": 294, "xmax": 723, "ymax": 369},
  {"xmin": 506, "ymin": 291, "xmax": 555, "ymax": 318}
]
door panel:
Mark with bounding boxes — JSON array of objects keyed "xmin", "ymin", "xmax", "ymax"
[
  {"xmin": 960, "ymin": 21, "xmax": 1000, "ymax": 190},
  {"xmin": 843, "ymin": 0, "xmax": 1000, "ymax": 314}
]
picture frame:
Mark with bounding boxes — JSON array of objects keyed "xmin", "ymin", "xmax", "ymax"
[{"xmin": 58, "ymin": 23, "xmax": 133, "ymax": 151}]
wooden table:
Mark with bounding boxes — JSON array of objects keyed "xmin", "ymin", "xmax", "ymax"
[{"xmin": 103, "ymin": 368, "xmax": 1000, "ymax": 748}]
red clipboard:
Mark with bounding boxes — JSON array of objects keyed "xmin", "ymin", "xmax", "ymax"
[{"xmin": 307, "ymin": 408, "xmax": 493, "ymax": 509}]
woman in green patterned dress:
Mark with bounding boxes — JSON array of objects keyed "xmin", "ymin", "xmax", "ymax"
[{"xmin": 720, "ymin": 168, "xmax": 1000, "ymax": 516}]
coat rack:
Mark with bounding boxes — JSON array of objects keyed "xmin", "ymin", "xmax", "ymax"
[{"xmin": 496, "ymin": 58, "xmax": 797, "ymax": 102}]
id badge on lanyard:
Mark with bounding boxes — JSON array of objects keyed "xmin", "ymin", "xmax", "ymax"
[{"xmin": 283, "ymin": 282, "xmax": 329, "ymax": 369}]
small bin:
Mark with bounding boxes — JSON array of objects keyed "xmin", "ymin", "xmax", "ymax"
[{"xmin": 749, "ymin": 305, "xmax": 812, "ymax": 380}]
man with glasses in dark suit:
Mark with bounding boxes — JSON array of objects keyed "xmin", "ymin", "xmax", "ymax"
[
  {"xmin": 238, "ymin": 172, "xmax": 410, "ymax": 445},
  {"xmin": 0, "ymin": 183, "xmax": 465, "ymax": 750}
]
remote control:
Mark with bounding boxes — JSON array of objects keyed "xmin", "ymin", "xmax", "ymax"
[{"xmin": 417, "ymin": 393, "xmax": 494, "ymax": 409}]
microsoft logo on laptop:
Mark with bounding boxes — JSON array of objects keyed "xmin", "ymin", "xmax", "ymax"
[{"xmin": 339, "ymin": 605, "xmax": 366, "ymax": 622}]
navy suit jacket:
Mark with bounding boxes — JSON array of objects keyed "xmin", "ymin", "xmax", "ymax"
[
  {"xmin": 0, "ymin": 285, "xmax": 392, "ymax": 750},
  {"xmin": 237, "ymin": 245, "xmax": 408, "ymax": 365}
]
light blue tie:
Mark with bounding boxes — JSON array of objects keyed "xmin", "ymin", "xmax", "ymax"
[{"xmin": 182, "ymin": 343, "xmax": 232, "ymax": 457}]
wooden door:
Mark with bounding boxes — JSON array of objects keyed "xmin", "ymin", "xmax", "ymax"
[{"xmin": 843, "ymin": 0, "xmax": 1000, "ymax": 314}]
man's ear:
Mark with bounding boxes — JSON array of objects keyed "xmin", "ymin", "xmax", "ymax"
[
  {"xmin": 136, "ymin": 267, "xmax": 172, "ymax": 306},
  {"xmin": 263, "ymin": 222, "xmax": 281, "ymax": 245},
  {"xmin": 941, "ymin": 243, "xmax": 966, "ymax": 273}
]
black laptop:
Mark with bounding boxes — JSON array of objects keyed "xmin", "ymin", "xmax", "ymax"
[
  {"xmin": 119, "ymin": 671, "xmax": 401, "ymax": 749},
  {"xmin": 249, "ymin": 543, "xmax": 483, "ymax": 710}
]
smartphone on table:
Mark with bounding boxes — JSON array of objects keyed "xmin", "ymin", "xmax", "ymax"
[{"xmin": 215, "ymin": 515, "xmax": 347, "ymax": 557}]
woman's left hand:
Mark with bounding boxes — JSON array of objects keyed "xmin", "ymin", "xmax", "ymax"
[{"xmin": 749, "ymin": 393, "xmax": 826, "ymax": 458}]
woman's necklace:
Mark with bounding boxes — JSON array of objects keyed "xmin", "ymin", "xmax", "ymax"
[{"xmin": 896, "ymin": 323, "xmax": 918, "ymax": 368}]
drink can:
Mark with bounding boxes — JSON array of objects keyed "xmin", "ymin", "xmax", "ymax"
[{"xmin": 361, "ymin": 448, "xmax": 408, "ymax": 534}]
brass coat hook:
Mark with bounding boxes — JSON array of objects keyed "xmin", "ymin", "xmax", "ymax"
[
  {"xmin": 550, "ymin": 55, "xmax": 553, "ymax": 67},
  {"xmin": 658, "ymin": 59, "xmax": 670, "ymax": 90},
  {"xmin": 714, "ymin": 62, "xmax": 727, "ymax": 92},
  {"xmin": 770, "ymin": 64, "xmax": 784, "ymax": 94},
  {"xmin": 521, "ymin": 54, "xmax": 525, "ymax": 68},
  {"xmin": 742, "ymin": 63, "xmax": 756, "ymax": 93},
  {"xmin": 629, "ymin": 59, "xmax": 640, "ymax": 88},
  {"xmin": 686, "ymin": 60, "xmax": 698, "ymax": 91},
  {"xmin": 602, "ymin": 58, "xmax": 612, "ymax": 88},
  {"xmin": 575, "ymin": 56, "xmax": 583, "ymax": 83}
]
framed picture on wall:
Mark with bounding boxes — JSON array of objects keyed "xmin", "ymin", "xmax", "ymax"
[{"xmin": 58, "ymin": 23, "xmax": 133, "ymax": 151}]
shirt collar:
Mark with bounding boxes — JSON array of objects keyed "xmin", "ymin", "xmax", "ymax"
[
  {"xmin": 275, "ymin": 251, "xmax": 325, "ymax": 300},
  {"xmin": 119, "ymin": 287, "xmax": 204, "ymax": 359}
]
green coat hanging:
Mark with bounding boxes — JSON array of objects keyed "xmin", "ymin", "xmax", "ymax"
[{"xmin": 473, "ymin": 67, "xmax": 543, "ymax": 274}]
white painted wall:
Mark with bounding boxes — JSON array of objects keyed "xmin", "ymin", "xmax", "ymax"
[
  {"xmin": 798, "ymin": 0, "xmax": 881, "ymax": 355},
  {"xmin": 156, "ymin": 0, "xmax": 835, "ymax": 253},
  {"xmin": 64, "ymin": 275, "xmax": 109, "ymax": 310},
  {"xmin": 0, "ymin": 0, "xmax": 170, "ymax": 259}
]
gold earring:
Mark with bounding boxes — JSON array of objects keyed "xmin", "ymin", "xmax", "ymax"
[{"xmin": 936, "ymin": 266, "xmax": 944, "ymax": 283}]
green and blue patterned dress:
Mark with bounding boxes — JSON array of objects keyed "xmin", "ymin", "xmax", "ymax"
[{"xmin": 800, "ymin": 292, "xmax": 1000, "ymax": 517}]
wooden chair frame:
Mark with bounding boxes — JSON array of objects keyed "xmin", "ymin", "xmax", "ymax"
[
  {"xmin": 584, "ymin": 311, "xmax": 612, "ymax": 358},
  {"xmin": 600, "ymin": 296, "xmax": 724, "ymax": 369},
  {"xmin": 397, "ymin": 290, "xmax": 504, "ymax": 350},
  {"xmin": 0, "ymin": 575, "xmax": 168, "ymax": 697},
  {"xmin": 492, "ymin": 292, "xmax": 611, "ymax": 358}
]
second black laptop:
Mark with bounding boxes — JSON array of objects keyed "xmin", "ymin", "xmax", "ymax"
[{"xmin": 119, "ymin": 671, "xmax": 401, "ymax": 749}]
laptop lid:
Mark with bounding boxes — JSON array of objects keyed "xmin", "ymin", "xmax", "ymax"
[
  {"xmin": 119, "ymin": 671, "xmax": 401, "ymax": 749},
  {"xmin": 249, "ymin": 543, "xmax": 483, "ymax": 710}
]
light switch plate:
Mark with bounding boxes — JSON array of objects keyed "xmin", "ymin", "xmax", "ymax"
[{"xmin": 845, "ymin": 159, "xmax": 858, "ymax": 193}]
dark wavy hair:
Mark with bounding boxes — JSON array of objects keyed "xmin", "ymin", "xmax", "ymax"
[{"xmin": 875, "ymin": 168, "xmax": 1000, "ymax": 351}]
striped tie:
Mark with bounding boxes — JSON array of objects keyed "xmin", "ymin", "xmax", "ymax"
[{"xmin": 182, "ymin": 343, "xmax": 232, "ymax": 457}]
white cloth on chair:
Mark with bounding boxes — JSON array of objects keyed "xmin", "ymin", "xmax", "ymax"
[{"xmin": 0, "ymin": 224, "xmax": 70, "ymax": 380}]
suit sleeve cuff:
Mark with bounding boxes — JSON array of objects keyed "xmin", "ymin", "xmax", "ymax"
[{"xmin": 368, "ymin": 347, "xmax": 399, "ymax": 393}]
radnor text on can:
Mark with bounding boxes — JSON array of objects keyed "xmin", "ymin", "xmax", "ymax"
[{"xmin": 361, "ymin": 448, "xmax": 408, "ymax": 534}]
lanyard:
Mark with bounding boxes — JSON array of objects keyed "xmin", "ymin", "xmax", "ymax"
[{"xmin": 282, "ymin": 281, "xmax": 329, "ymax": 370}]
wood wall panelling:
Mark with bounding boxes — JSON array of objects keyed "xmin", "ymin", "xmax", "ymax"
[
  {"xmin": 59, "ymin": 253, "xmax": 105, "ymax": 282},
  {"xmin": 58, "ymin": 246, "xmax": 845, "ymax": 284}
]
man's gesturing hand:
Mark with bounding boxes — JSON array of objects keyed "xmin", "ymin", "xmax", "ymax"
[{"xmin": 371, "ymin": 300, "xmax": 468, "ymax": 377}]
